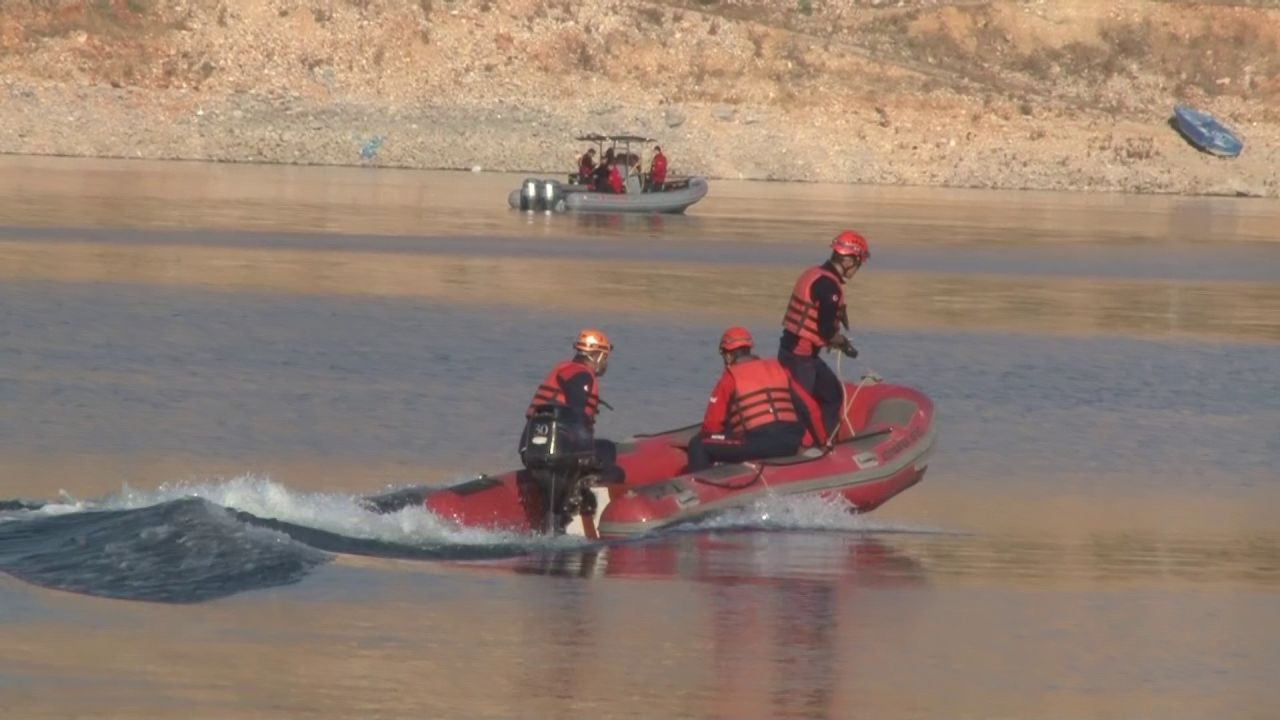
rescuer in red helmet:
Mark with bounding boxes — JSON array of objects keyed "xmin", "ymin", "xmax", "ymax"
[
  {"xmin": 520, "ymin": 328, "xmax": 623, "ymax": 530},
  {"xmin": 525, "ymin": 327, "xmax": 613, "ymax": 427},
  {"xmin": 684, "ymin": 326, "xmax": 825, "ymax": 472},
  {"xmin": 778, "ymin": 230, "xmax": 870, "ymax": 439}
]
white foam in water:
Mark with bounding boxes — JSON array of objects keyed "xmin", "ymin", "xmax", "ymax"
[
  {"xmin": 4, "ymin": 477, "xmax": 936, "ymax": 545},
  {"xmin": 82, "ymin": 473, "xmax": 583, "ymax": 549},
  {"xmin": 4, "ymin": 489, "xmax": 95, "ymax": 518},
  {"xmin": 684, "ymin": 492, "xmax": 937, "ymax": 535}
]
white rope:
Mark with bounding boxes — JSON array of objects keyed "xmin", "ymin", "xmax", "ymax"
[{"xmin": 825, "ymin": 351, "xmax": 870, "ymax": 448}]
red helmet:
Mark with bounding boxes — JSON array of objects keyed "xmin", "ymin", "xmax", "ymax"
[
  {"xmin": 718, "ymin": 326, "xmax": 754, "ymax": 353},
  {"xmin": 574, "ymin": 327, "xmax": 612, "ymax": 355},
  {"xmin": 831, "ymin": 230, "xmax": 870, "ymax": 264}
]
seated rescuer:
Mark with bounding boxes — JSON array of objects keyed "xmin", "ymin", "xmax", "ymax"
[
  {"xmin": 777, "ymin": 230, "xmax": 870, "ymax": 440},
  {"xmin": 520, "ymin": 328, "xmax": 624, "ymax": 486},
  {"xmin": 605, "ymin": 158, "xmax": 624, "ymax": 194},
  {"xmin": 685, "ymin": 327, "xmax": 826, "ymax": 473},
  {"xmin": 591, "ymin": 147, "xmax": 616, "ymax": 191}
]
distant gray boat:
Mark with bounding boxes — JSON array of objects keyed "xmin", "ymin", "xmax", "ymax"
[
  {"xmin": 508, "ymin": 133, "xmax": 709, "ymax": 214},
  {"xmin": 508, "ymin": 176, "xmax": 708, "ymax": 214}
]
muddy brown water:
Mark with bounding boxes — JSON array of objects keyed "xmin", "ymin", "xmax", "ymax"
[{"xmin": 0, "ymin": 156, "xmax": 1277, "ymax": 719}]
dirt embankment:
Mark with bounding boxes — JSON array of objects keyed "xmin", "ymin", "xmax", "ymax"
[{"xmin": 1, "ymin": 0, "xmax": 1277, "ymax": 196}]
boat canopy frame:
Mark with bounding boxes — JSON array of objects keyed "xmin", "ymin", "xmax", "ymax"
[{"xmin": 576, "ymin": 133, "xmax": 659, "ymax": 181}]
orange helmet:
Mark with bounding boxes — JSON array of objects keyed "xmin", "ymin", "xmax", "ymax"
[
  {"xmin": 831, "ymin": 230, "xmax": 870, "ymax": 264},
  {"xmin": 718, "ymin": 326, "xmax": 754, "ymax": 353},
  {"xmin": 574, "ymin": 327, "xmax": 612, "ymax": 355}
]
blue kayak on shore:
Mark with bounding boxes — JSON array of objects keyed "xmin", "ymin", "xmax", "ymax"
[{"xmin": 1172, "ymin": 105, "xmax": 1243, "ymax": 157}]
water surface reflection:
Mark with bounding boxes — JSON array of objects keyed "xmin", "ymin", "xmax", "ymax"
[{"xmin": 1, "ymin": 155, "xmax": 1277, "ymax": 719}]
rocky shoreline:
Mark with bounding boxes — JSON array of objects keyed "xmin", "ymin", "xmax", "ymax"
[{"xmin": 1, "ymin": 1, "xmax": 1276, "ymax": 197}]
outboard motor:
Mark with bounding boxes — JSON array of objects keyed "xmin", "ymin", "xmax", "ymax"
[
  {"xmin": 540, "ymin": 179, "xmax": 562, "ymax": 213},
  {"xmin": 520, "ymin": 178, "xmax": 541, "ymax": 212},
  {"xmin": 519, "ymin": 404, "xmax": 598, "ymax": 532}
]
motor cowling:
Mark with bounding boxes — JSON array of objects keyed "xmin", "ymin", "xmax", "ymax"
[
  {"xmin": 540, "ymin": 180, "xmax": 562, "ymax": 213},
  {"xmin": 520, "ymin": 405, "xmax": 596, "ymax": 473},
  {"xmin": 520, "ymin": 178, "xmax": 541, "ymax": 211},
  {"xmin": 520, "ymin": 404, "xmax": 599, "ymax": 533}
]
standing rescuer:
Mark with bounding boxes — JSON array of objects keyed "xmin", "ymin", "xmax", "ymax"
[
  {"xmin": 685, "ymin": 326, "xmax": 825, "ymax": 472},
  {"xmin": 777, "ymin": 230, "xmax": 870, "ymax": 440},
  {"xmin": 647, "ymin": 145, "xmax": 667, "ymax": 192}
]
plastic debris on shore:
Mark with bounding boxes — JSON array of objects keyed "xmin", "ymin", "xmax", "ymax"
[
  {"xmin": 1171, "ymin": 106, "xmax": 1242, "ymax": 158},
  {"xmin": 359, "ymin": 136, "xmax": 384, "ymax": 161}
]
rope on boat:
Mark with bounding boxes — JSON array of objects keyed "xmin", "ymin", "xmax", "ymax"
[{"xmin": 826, "ymin": 351, "xmax": 872, "ymax": 448}]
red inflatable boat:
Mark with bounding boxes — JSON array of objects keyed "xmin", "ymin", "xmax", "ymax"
[{"xmin": 363, "ymin": 375, "xmax": 935, "ymax": 539}]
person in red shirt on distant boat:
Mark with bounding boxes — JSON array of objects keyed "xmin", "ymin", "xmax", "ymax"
[
  {"xmin": 605, "ymin": 158, "xmax": 624, "ymax": 194},
  {"xmin": 647, "ymin": 145, "xmax": 667, "ymax": 192},
  {"xmin": 777, "ymin": 230, "xmax": 870, "ymax": 440},
  {"xmin": 685, "ymin": 326, "xmax": 825, "ymax": 472}
]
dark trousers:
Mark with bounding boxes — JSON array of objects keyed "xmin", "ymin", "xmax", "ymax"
[
  {"xmin": 685, "ymin": 422, "xmax": 805, "ymax": 473},
  {"xmin": 591, "ymin": 439, "xmax": 624, "ymax": 485},
  {"xmin": 777, "ymin": 348, "xmax": 843, "ymax": 442}
]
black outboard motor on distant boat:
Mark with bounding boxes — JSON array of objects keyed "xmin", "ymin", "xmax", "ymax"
[
  {"xmin": 520, "ymin": 178, "xmax": 541, "ymax": 211},
  {"xmin": 519, "ymin": 404, "xmax": 598, "ymax": 532}
]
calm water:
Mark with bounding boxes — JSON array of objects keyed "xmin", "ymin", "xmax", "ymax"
[{"xmin": 0, "ymin": 156, "xmax": 1278, "ymax": 719}]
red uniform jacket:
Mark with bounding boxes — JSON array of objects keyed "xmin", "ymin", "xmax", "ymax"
[{"xmin": 650, "ymin": 152, "xmax": 667, "ymax": 186}]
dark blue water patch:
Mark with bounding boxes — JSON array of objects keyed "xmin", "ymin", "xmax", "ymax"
[
  {"xmin": 0, "ymin": 280, "xmax": 722, "ymax": 462},
  {"xmin": 0, "ymin": 500, "xmax": 46, "ymax": 511},
  {"xmin": 2, "ymin": 281, "xmax": 1276, "ymax": 484},
  {"xmin": 226, "ymin": 509, "xmax": 543, "ymax": 562},
  {"xmin": 862, "ymin": 328, "xmax": 1280, "ymax": 416},
  {"xmin": 0, "ymin": 499, "xmax": 329, "ymax": 603},
  {"xmin": 860, "ymin": 328, "xmax": 1280, "ymax": 483}
]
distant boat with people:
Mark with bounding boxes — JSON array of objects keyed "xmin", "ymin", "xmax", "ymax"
[{"xmin": 508, "ymin": 133, "xmax": 708, "ymax": 214}]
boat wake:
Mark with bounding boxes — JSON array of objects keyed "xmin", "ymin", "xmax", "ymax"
[
  {"xmin": 0, "ymin": 475, "xmax": 935, "ymax": 603},
  {"xmin": 676, "ymin": 492, "xmax": 938, "ymax": 536}
]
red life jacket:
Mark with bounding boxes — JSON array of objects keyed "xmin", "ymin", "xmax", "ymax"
[
  {"xmin": 607, "ymin": 166, "xmax": 623, "ymax": 194},
  {"xmin": 725, "ymin": 358, "xmax": 799, "ymax": 434},
  {"xmin": 781, "ymin": 265, "xmax": 844, "ymax": 354},
  {"xmin": 526, "ymin": 359, "xmax": 600, "ymax": 420}
]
